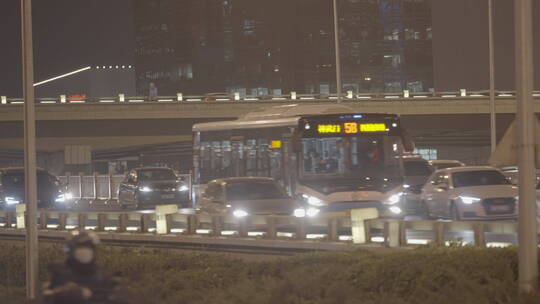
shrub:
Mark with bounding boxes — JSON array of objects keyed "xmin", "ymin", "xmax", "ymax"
[{"xmin": 0, "ymin": 243, "xmax": 539, "ymax": 303}]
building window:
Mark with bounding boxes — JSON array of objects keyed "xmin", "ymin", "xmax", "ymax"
[
  {"xmin": 384, "ymin": 30, "xmax": 400, "ymax": 41},
  {"xmin": 414, "ymin": 148, "xmax": 438, "ymax": 160},
  {"xmin": 383, "ymin": 54, "xmax": 401, "ymax": 68},
  {"xmin": 384, "ymin": 81, "xmax": 402, "ymax": 92},
  {"xmin": 319, "ymin": 84, "xmax": 330, "ymax": 94},
  {"xmin": 407, "ymin": 81, "xmax": 423, "ymax": 92}
]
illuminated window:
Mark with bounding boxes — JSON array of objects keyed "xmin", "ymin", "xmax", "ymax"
[{"xmin": 414, "ymin": 148, "xmax": 438, "ymax": 160}]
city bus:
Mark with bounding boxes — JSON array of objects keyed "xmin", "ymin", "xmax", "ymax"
[{"xmin": 192, "ymin": 104, "xmax": 414, "ymax": 216}]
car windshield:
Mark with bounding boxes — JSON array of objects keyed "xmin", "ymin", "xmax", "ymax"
[
  {"xmin": 1, "ymin": 171, "xmax": 55, "ymax": 187},
  {"xmin": 404, "ymin": 161, "xmax": 432, "ymax": 176},
  {"xmin": 226, "ymin": 181, "xmax": 289, "ymax": 201},
  {"xmin": 301, "ymin": 135, "xmax": 402, "ymax": 180},
  {"xmin": 452, "ymin": 170, "xmax": 509, "ymax": 188},
  {"xmin": 137, "ymin": 169, "xmax": 176, "ymax": 181}
]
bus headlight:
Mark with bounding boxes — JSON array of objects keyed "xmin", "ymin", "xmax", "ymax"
[
  {"xmin": 301, "ymin": 194, "xmax": 325, "ymax": 207},
  {"xmin": 233, "ymin": 209, "xmax": 249, "ymax": 218},
  {"xmin": 178, "ymin": 185, "xmax": 189, "ymax": 192},
  {"xmin": 389, "ymin": 206, "xmax": 402, "ymax": 214}
]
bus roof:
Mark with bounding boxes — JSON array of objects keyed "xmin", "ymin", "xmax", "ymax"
[
  {"xmin": 193, "ymin": 103, "xmax": 375, "ymax": 132},
  {"xmin": 241, "ymin": 103, "xmax": 356, "ymax": 120}
]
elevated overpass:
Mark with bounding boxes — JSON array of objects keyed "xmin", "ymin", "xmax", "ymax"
[
  {"xmin": 0, "ymin": 90, "xmax": 537, "ymax": 171},
  {"xmin": 1, "ymin": 90, "xmax": 539, "ymax": 122}
]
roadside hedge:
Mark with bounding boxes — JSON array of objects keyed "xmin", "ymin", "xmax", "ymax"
[{"xmin": 1, "ymin": 243, "xmax": 539, "ymax": 304}]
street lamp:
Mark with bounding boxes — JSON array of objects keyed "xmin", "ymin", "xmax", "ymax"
[
  {"xmin": 488, "ymin": 0, "xmax": 496, "ymax": 154},
  {"xmin": 514, "ymin": 0, "xmax": 538, "ymax": 294},
  {"xmin": 21, "ymin": 0, "xmax": 39, "ymax": 300},
  {"xmin": 332, "ymin": 0, "xmax": 342, "ymax": 102}
]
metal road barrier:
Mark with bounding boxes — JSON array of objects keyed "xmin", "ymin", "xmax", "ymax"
[
  {"xmin": 58, "ymin": 174, "xmax": 192, "ymax": 204},
  {"xmin": 0, "ymin": 89, "xmax": 537, "ymax": 105},
  {"xmin": 0, "ymin": 208, "xmax": 532, "ymax": 248}
]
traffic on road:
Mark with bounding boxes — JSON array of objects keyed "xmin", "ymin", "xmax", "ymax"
[{"xmin": 0, "ymin": 105, "xmax": 533, "ymax": 227}]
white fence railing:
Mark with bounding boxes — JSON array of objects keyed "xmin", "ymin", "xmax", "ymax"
[
  {"xmin": 58, "ymin": 174, "xmax": 192, "ymax": 202},
  {"xmin": 0, "ymin": 208, "xmax": 532, "ymax": 248},
  {"xmin": 1, "ymin": 90, "xmax": 538, "ymax": 105}
]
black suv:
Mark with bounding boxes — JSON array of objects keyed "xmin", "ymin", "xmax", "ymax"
[
  {"xmin": 0, "ymin": 168, "xmax": 70, "ymax": 210},
  {"xmin": 118, "ymin": 167, "xmax": 190, "ymax": 209}
]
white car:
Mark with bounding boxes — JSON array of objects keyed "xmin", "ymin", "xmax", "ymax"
[
  {"xmin": 420, "ymin": 166, "xmax": 518, "ymax": 221},
  {"xmin": 428, "ymin": 160, "xmax": 465, "ymax": 171}
]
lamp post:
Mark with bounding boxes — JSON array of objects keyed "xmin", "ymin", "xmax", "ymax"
[
  {"xmin": 488, "ymin": 0, "xmax": 496, "ymax": 153},
  {"xmin": 21, "ymin": 0, "xmax": 38, "ymax": 299},
  {"xmin": 514, "ymin": 0, "xmax": 538, "ymax": 294},
  {"xmin": 333, "ymin": 0, "xmax": 342, "ymax": 102}
]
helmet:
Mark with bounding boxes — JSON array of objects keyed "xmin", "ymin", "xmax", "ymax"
[{"xmin": 64, "ymin": 230, "xmax": 100, "ymax": 255}]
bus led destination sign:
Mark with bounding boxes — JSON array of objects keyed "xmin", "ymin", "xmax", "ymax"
[{"xmin": 316, "ymin": 123, "xmax": 387, "ymax": 135}]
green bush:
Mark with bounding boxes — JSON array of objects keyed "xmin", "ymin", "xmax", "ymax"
[{"xmin": 0, "ymin": 243, "xmax": 539, "ymax": 304}]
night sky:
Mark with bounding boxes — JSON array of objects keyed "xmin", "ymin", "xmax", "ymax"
[
  {"xmin": 0, "ymin": 0, "xmax": 539, "ymax": 97},
  {"xmin": 0, "ymin": 0, "xmax": 134, "ymax": 97}
]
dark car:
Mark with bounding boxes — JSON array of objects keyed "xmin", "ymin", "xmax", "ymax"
[
  {"xmin": 0, "ymin": 168, "xmax": 70, "ymax": 210},
  {"xmin": 198, "ymin": 177, "xmax": 319, "ymax": 218},
  {"xmin": 400, "ymin": 156, "xmax": 434, "ymax": 215},
  {"xmin": 118, "ymin": 167, "xmax": 190, "ymax": 209}
]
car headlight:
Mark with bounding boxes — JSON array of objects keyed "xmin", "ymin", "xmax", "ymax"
[
  {"xmin": 301, "ymin": 194, "xmax": 325, "ymax": 207},
  {"xmin": 139, "ymin": 186, "xmax": 153, "ymax": 192},
  {"xmin": 293, "ymin": 208, "xmax": 306, "ymax": 218},
  {"xmin": 385, "ymin": 193, "xmax": 402, "ymax": 205},
  {"xmin": 55, "ymin": 192, "xmax": 73, "ymax": 203},
  {"xmin": 459, "ymin": 196, "xmax": 482, "ymax": 204},
  {"xmin": 5, "ymin": 197, "xmax": 20, "ymax": 205},
  {"xmin": 233, "ymin": 209, "xmax": 248, "ymax": 218},
  {"xmin": 294, "ymin": 207, "xmax": 320, "ymax": 218},
  {"xmin": 178, "ymin": 185, "xmax": 189, "ymax": 192}
]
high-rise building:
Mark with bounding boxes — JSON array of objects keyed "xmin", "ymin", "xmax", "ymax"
[{"xmin": 134, "ymin": 0, "xmax": 432, "ymax": 96}]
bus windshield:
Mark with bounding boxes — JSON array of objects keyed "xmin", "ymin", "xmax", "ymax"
[{"xmin": 301, "ymin": 135, "xmax": 401, "ymax": 180}]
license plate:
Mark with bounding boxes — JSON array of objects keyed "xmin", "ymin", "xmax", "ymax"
[
  {"xmin": 161, "ymin": 194, "xmax": 175, "ymax": 199},
  {"xmin": 490, "ymin": 205, "xmax": 511, "ymax": 212}
]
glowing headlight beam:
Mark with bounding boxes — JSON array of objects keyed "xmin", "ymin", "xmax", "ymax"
[
  {"xmin": 459, "ymin": 196, "xmax": 481, "ymax": 204},
  {"xmin": 5, "ymin": 197, "xmax": 20, "ymax": 205},
  {"xmin": 233, "ymin": 209, "xmax": 248, "ymax": 218},
  {"xmin": 139, "ymin": 186, "xmax": 153, "ymax": 192},
  {"xmin": 34, "ymin": 66, "xmax": 91, "ymax": 87}
]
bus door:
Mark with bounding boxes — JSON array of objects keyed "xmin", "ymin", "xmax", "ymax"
[
  {"xmin": 230, "ymin": 136, "xmax": 245, "ymax": 177},
  {"xmin": 281, "ymin": 134, "xmax": 298, "ymax": 195}
]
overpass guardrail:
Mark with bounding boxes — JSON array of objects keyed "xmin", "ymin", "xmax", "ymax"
[
  {"xmin": 0, "ymin": 90, "xmax": 536, "ymax": 105},
  {"xmin": 0, "ymin": 208, "xmax": 529, "ymax": 249}
]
